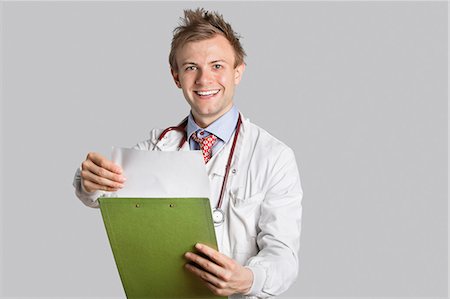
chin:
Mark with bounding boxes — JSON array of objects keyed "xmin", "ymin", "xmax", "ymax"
[
  {"xmin": 193, "ymin": 103, "xmax": 218, "ymax": 114},
  {"xmin": 189, "ymin": 99, "xmax": 232, "ymax": 119},
  {"xmin": 196, "ymin": 109, "xmax": 219, "ymax": 118}
]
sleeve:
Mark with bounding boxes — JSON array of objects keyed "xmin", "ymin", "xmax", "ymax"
[
  {"xmin": 244, "ymin": 147, "xmax": 303, "ymax": 297},
  {"xmin": 72, "ymin": 167, "xmax": 104, "ymax": 208}
]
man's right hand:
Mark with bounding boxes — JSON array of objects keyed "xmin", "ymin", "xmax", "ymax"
[{"xmin": 80, "ymin": 152, "xmax": 126, "ymax": 193}]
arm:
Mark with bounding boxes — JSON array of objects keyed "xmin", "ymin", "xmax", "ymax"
[
  {"xmin": 245, "ymin": 147, "xmax": 303, "ymax": 297},
  {"xmin": 73, "ymin": 167, "xmax": 104, "ymax": 208},
  {"xmin": 183, "ymin": 147, "xmax": 303, "ymax": 298}
]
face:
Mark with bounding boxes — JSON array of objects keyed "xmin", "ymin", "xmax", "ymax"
[{"xmin": 171, "ymin": 34, "xmax": 245, "ymax": 127}]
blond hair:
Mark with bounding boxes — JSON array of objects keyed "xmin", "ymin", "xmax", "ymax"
[{"xmin": 169, "ymin": 8, "xmax": 246, "ymax": 71}]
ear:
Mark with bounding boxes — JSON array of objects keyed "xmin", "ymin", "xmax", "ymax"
[
  {"xmin": 234, "ymin": 63, "xmax": 246, "ymax": 85},
  {"xmin": 170, "ymin": 68, "xmax": 182, "ymax": 88}
]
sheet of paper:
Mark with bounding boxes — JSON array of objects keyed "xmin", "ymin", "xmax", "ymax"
[{"xmin": 110, "ymin": 147, "xmax": 211, "ymax": 198}]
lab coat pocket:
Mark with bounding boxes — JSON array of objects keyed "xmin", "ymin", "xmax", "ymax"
[
  {"xmin": 228, "ymin": 190, "xmax": 264, "ymax": 262},
  {"xmin": 231, "ymin": 190, "xmax": 265, "ymax": 208}
]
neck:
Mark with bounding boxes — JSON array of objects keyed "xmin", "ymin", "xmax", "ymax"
[
  {"xmin": 192, "ymin": 105, "xmax": 233, "ymax": 128},
  {"xmin": 194, "ymin": 116, "xmax": 216, "ymax": 128}
]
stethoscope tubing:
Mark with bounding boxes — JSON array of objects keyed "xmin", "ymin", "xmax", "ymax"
[
  {"xmin": 157, "ymin": 115, "xmax": 242, "ymax": 214},
  {"xmin": 157, "ymin": 117, "xmax": 188, "ymax": 149},
  {"xmin": 216, "ymin": 116, "xmax": 241, "ymax": 210}
]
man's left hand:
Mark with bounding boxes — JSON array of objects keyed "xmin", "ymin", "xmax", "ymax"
[{"xmin": 184, "ymin": 243, "xmax": 254, "ymax": 296}]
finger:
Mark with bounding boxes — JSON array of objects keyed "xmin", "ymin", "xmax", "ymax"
[
  {"xmin": 81, "ymin": 169, "xmax": 124, "ymax": 190},
  {"xmin": 82, "ymin": 159, "xmax": 125, "ymax": 183},
  {"xmin": 184, "ymin": 252, "xmax": 225, "ymax": 279},
  {"xmin": 83, "ymin": 179, "xmax": 120, "ymax": 193},
  {"xmin": 86, "ymin": 152, "xmax": 122, "ymax": 174},
  {"xmin": 185, "ymin": 264, "xmax": 226, "ymax": 289},
  {"xmin": 203, "ymin": 281, "xmax": 230, "ymax": 297},
  {"xmin": 195, "ymin": 243, "xmax": 230, "ymax": 268}
]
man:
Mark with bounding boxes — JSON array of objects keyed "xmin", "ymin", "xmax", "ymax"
[{"xmin": 73, "ymin": 8, "xmax": 303, "ymax": 298}]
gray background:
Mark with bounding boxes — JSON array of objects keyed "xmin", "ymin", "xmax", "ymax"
[{"xmin": 0, "ymin": 1, "xmax": 447, "ymax": 298}]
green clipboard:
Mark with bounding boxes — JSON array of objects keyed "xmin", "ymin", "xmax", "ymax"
[{"xmin": 98, "ymin": 197, "xmax": 225, "ymax": 299}]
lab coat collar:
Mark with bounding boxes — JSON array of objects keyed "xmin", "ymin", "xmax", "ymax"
[
  {"xmin": 154, "ymin": 129, "xmax": 186, "ymax": 151},
  {"xmin": 154, "ymin": 112, "xmax": 248, "ymax": 177}
]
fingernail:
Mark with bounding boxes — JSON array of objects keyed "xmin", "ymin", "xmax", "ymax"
[
  {"xmin": 195, "ymin": 243, "xmax": 202, "ymax": 249},
  {"xmin": 184, "ymin": 252, "xmax": 191, "ymax": 258}
]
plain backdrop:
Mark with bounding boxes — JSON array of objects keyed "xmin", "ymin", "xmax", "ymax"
[{"xmin": 1, "ymin": 1, "xmax": 448, "ymax": 298}]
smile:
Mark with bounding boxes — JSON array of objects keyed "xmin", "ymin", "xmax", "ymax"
[{"xmin": 194, "ymin": 89, "xmax": 220, "ymax": 97}]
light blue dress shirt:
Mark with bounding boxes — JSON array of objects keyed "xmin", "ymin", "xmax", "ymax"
[{"xmin": 186, "ymin": 105, "xmax": 239, "ymax": 156}]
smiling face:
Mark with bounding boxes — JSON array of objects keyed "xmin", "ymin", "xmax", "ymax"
[{"xmin": 171, "ymin": 34, "xmax": 245, "ymax": 128}]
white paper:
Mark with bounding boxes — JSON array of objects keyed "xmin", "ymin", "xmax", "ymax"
[{"xmin": 111, "ymin": 147, "xmax": 211, "ymax": 198}]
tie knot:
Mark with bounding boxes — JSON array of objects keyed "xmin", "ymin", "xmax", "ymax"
[{"xmin": 191, "ymin": 132, "xmax": 217, "ymax": 163}]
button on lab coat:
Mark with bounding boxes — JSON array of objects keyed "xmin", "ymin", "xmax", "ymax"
[{"xmin": 73, "ymin": 114, "xmax": 303, "ymax": 298}]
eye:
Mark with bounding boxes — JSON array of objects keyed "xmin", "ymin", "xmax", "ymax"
[
  {"xmin": 185, "ymin": 66, "xmax": 197, "ymax": 71},
  {"xmin": 213, "ymin": 64, "xmax": 222, "ymax": 69}
]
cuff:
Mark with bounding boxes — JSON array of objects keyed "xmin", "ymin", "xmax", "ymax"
[
  {"xmin": 73, "ymin": 167, "xmax": 102, "ymax": 208},
  {"xmin": 243, "ymin": 265, "xmax": 266, "ymax": 296}
]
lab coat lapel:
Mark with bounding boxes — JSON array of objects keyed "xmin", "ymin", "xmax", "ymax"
[
  {"xmin": 205, "ymin": 112, "xmax": 246, "ymax": 177},
  {"xmin": 179, "ymin": 139, "xmax": 190, "ymax": 151},
  {"xmin": 206, "ymin": 141, "xmax": 228, "ymax": 177},
  {"xmin": 154, "ymin": 130, "xmax": 186, "ymax": 151}
]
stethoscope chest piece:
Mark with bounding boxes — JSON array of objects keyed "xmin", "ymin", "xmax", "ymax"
[{"xmin": 212, "ymin": 208, "xmax": 225, "ymax": 226}]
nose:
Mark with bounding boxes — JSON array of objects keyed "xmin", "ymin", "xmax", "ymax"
[{"xmin": 195, "ymin": 68, "xmax": 213, "ymax": 86}]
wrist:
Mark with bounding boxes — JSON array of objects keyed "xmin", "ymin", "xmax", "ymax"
[{"xmin": 240, "ymin": 267, "xmax": 254, "ymax": 294}]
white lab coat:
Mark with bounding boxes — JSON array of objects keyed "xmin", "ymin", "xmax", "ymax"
[{"xmin": 73, "ymin": 114, "xmax": 303, "ymax": 298}]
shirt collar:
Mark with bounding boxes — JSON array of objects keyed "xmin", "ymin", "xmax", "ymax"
[{"xmin": 186, "ymin": 105, "xmax": 239, "ymax": 143}]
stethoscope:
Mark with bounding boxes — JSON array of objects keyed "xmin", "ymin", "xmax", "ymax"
[{"xmin": 157, "ymin": 115, "xmax": 242, "ymax": 226}]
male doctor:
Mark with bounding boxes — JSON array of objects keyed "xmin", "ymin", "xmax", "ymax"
[{"xmin": 73, "ymin": 8, "xmax": 303, "ymax": 298}]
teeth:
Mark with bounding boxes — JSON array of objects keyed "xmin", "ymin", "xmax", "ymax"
[{"xmin": 196, "ymin": 90, "xmax": 219, "ymax": 96}]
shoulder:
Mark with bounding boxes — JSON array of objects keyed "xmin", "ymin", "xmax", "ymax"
[
  {"xmin": 242, "ymin": 117, "xmax": 294, "ymax": 159},
  {"xmin": 239, "ymin": 117, "xmax": 301, "ymax": 194},
  {"xmin": 133, "ymin": 127, "xmax": 186, "ymax": 151},
  {"xmin": 133, "ymin": 128, "xmax": 165, "ymax": 150}
]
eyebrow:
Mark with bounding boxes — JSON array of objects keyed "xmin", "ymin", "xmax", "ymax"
[
  {"xmin": 182, "ymin": 62, "xmax": 197, "ymax": 66},
  {"xmin": 181, "ymin": 60, "xmax": 228, "ymax": 66},
  {"xmin": 210, "ymin": 60, "xmax": 227, "ymax": 64}
]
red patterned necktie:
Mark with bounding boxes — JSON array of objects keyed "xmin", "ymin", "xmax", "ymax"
[{"xmin": 191, "ymin": 132, "xmax": 217, "ymax": 163}]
